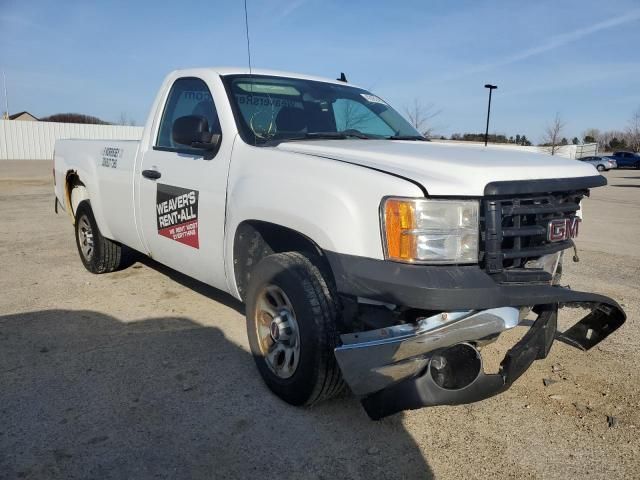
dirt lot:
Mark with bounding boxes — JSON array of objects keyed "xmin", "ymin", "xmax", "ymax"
[{"xmin": 1, "ymin": 161, "xmax": 639, "ymax": 479}]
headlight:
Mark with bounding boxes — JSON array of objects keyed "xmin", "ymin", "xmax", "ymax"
[{"xmin": 381, "ymin": 197, "xmax": 479, "ymax": 264}]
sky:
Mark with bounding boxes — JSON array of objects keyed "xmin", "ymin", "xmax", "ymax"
[{"xmin": 1, "ymin": 0, "xmax": 639, "ymax": 142}]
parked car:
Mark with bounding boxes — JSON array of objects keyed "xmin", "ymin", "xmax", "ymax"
[
  {"xmin": 578, "ymin": 155, "xmax": 617, "ymax": 172},
  {"xmin": 53, "ymin": 67, "xmax": 626, "ymax": 419},
  {"xmin": 610, "ymin": 151, "xmax": 640, "ymax": 168}
]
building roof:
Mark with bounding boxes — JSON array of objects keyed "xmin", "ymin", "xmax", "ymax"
[{"xmin": 8, "ymin": 111, "xmax": 39, "ymax": 121}]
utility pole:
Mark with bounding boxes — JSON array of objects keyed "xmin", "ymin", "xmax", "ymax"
[
  {"xmin": 1, "ymin": 71, "xmax": 7, "ymax": 160},
  {"xmin": 2, "ymin": 72, "xmax": 9, "ymax": 119},
  {"xmin": 484, "ymin": 84, "xmax": 497, "ymax": 147}
]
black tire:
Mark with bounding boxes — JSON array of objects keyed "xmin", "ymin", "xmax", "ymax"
[
  {"xmin": 246, "ymin": 252, "xmax": 345, "ymax": 406},
  {"xmin": 74, "ymin": 201, "xmax": 132, "ymax": 274},
  {"xmin": 596, "ymin": 164, "xmax": 605, "ymax": 172},
  {"xmin": 635, "ymin": 161, "xmax": 640, "ymax": 169}
]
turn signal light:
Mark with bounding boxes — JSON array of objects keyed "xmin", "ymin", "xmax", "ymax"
[{"xmin": 384, "ymin": 198, "xmax": 416, "ymax": 261}]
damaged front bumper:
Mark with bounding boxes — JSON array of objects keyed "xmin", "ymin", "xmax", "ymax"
[
  {"xmin": 335, "ymin": 307, "xmax": 521, "ymax": 396},
  {"xmin": 327, "ymin": 252, "xmax": 626, "ymax": 420},
  {"xmin": 335, "ymin": 297, "xmax": 624, "ymax": 420}
]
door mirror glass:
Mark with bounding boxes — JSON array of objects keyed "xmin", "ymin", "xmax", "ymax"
[{"xmin": 172, "ymin": 115, "xmax": 220, "ymax": 150}]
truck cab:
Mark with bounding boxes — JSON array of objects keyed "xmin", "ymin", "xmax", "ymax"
[{"xmin": 54, "ymin": 68, "xmax": 626, "ymax": 419}]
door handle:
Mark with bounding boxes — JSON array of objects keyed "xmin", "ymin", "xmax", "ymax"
[{"xmin": 142, "ymin": 169, "xmax": 161, "ymax": 180}]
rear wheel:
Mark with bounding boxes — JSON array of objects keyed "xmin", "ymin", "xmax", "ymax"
[
  {"xmin": 635, "ymin": 161, "xmax": 640, "ymax": 169},
  {"xmin": 74, "ymin": 201, "xmax": 132, "ymax": 273},
  {"xmin": 246, "ymin": 252, "xmax": 345, "ymax": 406},
  {"xmin": 596, "ymin": 164, "xmax": 605, "ymax": 172}
]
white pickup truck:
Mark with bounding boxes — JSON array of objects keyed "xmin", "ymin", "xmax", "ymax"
[{"xmin": 54, "ymin": 67, "xmax": 625, "ymax": 419}]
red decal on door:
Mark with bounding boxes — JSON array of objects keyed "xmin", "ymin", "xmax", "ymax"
[{"xmin": 156, "ymin": 184, "xmax": 200, "ymax": 249}]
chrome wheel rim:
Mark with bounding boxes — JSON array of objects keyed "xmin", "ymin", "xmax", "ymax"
[
  {"xmin": 254, "ymin": 285, "xmax": 300, "ymax": 379},
  {"xmin": 78, "ymin": 214, "xmax": 94, "ymax": 261}
]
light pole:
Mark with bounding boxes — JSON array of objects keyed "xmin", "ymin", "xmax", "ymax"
[{"xmin": 484, "ymin": 84, "xmax": 497, "ymax": 147}]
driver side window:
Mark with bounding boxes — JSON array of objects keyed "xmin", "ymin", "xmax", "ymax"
[{"xmin": 156, "ymin": 77, "xmax": 221, "ymax": 149}]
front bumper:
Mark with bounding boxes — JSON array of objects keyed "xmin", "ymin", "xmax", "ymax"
[
  {"xmin": 325, "ymin": 251, "xmax": 624, "ymax": 312},
  {"xmin": 327, "ymin": 252, "xmax": 626, "ymax": 419},
  {"xmin": 335, "ymin": 307, "xmax": 521, "ymax": 396},
  {"xmin": 360, "ymin": 305, "xmax": 559, "ymax": 420}
]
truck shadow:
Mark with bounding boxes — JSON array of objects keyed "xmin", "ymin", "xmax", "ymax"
[
  {"xmin": 136, "ymin": 255, "xmax": 246, "ymax": 315},
  {"xmin": 0, "ymin": 310, "xmax": 434, "ymax": 480}
]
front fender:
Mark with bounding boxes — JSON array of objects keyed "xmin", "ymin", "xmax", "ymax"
[{"xmin": 223, "ymin": 144, "xmax": 423, "ymax": 298}]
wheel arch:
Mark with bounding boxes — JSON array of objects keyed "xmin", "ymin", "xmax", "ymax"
[
  {"xmin": 232, "ymin": 220, "xmax": 334, "ymax": 301},
  {"xmin": 64, "ymin": 170, "xmax": 88, "ymax": 222}
]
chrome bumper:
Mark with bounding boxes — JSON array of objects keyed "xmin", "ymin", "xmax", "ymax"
[{"xmin": 334, "ymin": 307, "xmax": 520, "ymax": 396}]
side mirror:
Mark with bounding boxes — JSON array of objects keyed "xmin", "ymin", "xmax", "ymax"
[{"xmin": 172, "ymin": 115, "xmax": 220, "ymax": 150}]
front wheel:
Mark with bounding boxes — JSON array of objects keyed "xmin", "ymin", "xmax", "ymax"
[
  {"xmin": 597, "ymin": 164, "xmax": 605, "ymax": 172},
  {"xmin": 635, "ymin": 161, "xmax": 640, "ymax": 169},
  {"xmin": 245, "ymin": 252, "xmax": 345, "ymax": 406}
]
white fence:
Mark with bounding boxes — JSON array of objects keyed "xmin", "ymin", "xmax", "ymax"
[
  {"xmin": 0, "ymin": 120, "xmax": 594, "ymax": 161},
  {"xmin": 432, "ymin": 139, "xmax": 579, "ymax": 159},
  {"xmin": 0, "ymin": 120, "xmax": 144, "ymax": 160}
]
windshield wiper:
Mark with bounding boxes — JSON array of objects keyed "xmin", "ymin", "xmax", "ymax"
[
  {"xmin": 268, "ymin": 130, "xmax": 371, "ymax": 145},
  {"xmin": 303, "ymin": 132, "xmax": 348, "ymax": 139},
  {"xmin": 305, "ymin": 130, "xmax": 370, "ymax": 140},
  {"xmin": 387, "ymin": 135, "xmax": 428, "ymax": 141},
  {"xmin": 277, "ymin": 131, "xmax": 370, "ymax": 142}
]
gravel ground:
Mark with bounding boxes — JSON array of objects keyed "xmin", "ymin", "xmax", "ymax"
[{"xmin": 1, "ymin": 161, "xmax": 639, "ymax": 479}]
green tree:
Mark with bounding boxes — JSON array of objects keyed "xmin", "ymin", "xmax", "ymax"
[
  {"xmin": 609, "ymin": 137, "xmax": 627, "ymax": 150},
  {"xmin": 572, "ymin": 137, "xmax": 579, "ymax": 145}
]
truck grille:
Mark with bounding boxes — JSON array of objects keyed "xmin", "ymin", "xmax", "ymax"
[{"xmin": 480, "ymin": 190, "xmax": 587, "ymax": 276}]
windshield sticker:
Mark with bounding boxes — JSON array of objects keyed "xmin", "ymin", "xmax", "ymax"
[
  {"xmin": 236, "ymin": 94, "xmax": 302, "ymax": 109},
  {"xmin": 237, "ymin": 83, "xmax": 300, "ymax": 96},
  {"xmin": 156, "ymin": 184, "xmax": 199, "ymax": 249},
  {"xmin": 360, "ymin": 93, "xmax": 386, "ymax": 105},
  {"xmin": 183, "ymin": 91, "xmax": 212, "ymax": 102},
  {"xmin": 101, "ymin": 146, "xmax": 122, "ymax": 168}
]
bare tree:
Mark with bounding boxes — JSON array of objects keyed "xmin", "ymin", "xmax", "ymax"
[
  {"xmin": 403, "ymin": 99, "xmax": 441, "ymax": 138},
  {"xmin": 117, "ymin": 112, "xmax": 137, "ymax": 126},
  {"xmin": 337, "ymin": 101, "xmax": 373, "ymax": 131},
  {"xmin": 40, "ymin": 113, "xmax": 110, "ymax": 125},
  {"xmin": 626, "ymin": 107, "xmax": 640, "ymax": 152},
  {"xmin": 543, "ymin": 113, "xmax": 566, "ymax": 155}
]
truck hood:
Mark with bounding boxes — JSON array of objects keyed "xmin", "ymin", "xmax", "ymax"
[{"xmin": 276, "ymin": 140, "xmax": 600, "ymax": 196}]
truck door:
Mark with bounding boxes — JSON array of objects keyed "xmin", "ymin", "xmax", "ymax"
[{"xmin": 136, "ymin": 76, "xmax": 230, "ymax": 290}]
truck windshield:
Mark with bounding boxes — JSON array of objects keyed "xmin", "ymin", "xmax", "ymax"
[{"xmin": 222, "ymin": 74, "xmax": 422, "ymax": 145}]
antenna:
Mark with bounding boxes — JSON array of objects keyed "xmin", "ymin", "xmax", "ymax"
[
  {"xmin": 243, "ymin": 0, "xmax": 252, "ymax": 75},
  {"xmin": 337, "ymin": 72, "xmax": 347, "ymax": 83}
]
